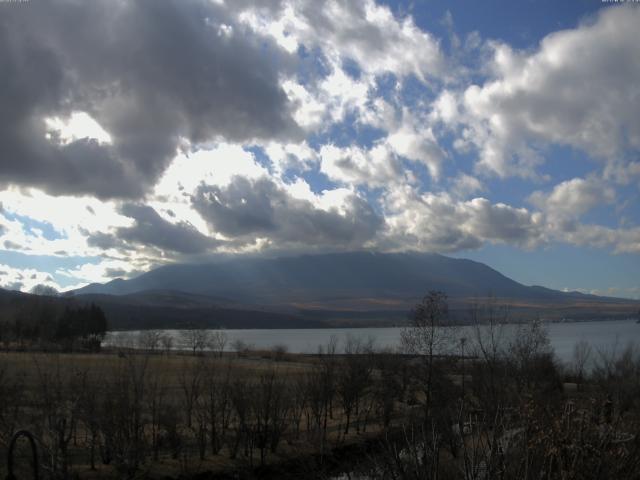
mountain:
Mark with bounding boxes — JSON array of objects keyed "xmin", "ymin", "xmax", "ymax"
[
  {"xmin": 73, "ymin": 252, "xmax": 546, "ymax": 299},
  {"xmin": 73, "ymin": 252, "xmax": 640, "ymax": 325}
]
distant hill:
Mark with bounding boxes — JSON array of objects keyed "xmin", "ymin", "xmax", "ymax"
[
  {"xmin": 71, "ymin": 252, "xmax": 640, "ymax": 326},
  {"xmin": 74, "ymin": 290, "xmax": 324, "ymax": 330}
]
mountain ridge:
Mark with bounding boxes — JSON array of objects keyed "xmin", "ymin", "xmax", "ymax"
[{"xmin": 73, "ymin": 251, "xmax": 632, "ymax": 308}]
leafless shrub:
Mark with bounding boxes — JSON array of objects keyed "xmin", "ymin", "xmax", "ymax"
[
  {"xmin": 271, "ymin": 343, "xmax": 288, "ymax": 361},
  {"xmin": 160, "ymin": 333, "xmax": 174, "ymax": 355},
  {"xmin": 210, "ymin": 329, "xmax": 228, "ymax": 358},
  {"xmin": 137, "ymin": 330, "xmax": 162, "ymax": 352},
  {"xmin": 180, "ymin": 328, "xmax": 211, "ymax": 355},
  {"xmin": 231, "ymin": 339, "xmax": 254, "ymax": 357},
  {"xmin": 571, "ymin": 339, "xmax": 593, "ymax": 388}
]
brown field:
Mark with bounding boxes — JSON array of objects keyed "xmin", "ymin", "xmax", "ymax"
[{"xmin": 0, "ymin": 347, "xmax": 412, "ymax": 479}]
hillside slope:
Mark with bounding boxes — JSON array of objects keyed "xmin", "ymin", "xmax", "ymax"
[{"xmin": 72, "ymin": 252, "xmax": 639, "ymax": 325}]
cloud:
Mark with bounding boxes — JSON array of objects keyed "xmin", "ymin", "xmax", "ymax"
[
  {"xmin": 0, "ymin": 0, "xmax": 638, "ymax": 294},
  {"xmin": 240, "ymin": 0, "xmax": 446, "ymax": 136},
  {"xmin": 85, "ymin": 231, "xmax": 125, "ymax": 252},
  {"xmin": 561, "ymin": 223, "xmax": 640, "ymax": 254},
  {"xmin": 464, "ymin": 198, "xmax": 546, "ymax": 246},
  {"xmin": 529, "ymin": 177, "xmax": 615, "ymax": 221},
  {"xmin": 385, "ymin": 109, "xmax": 445, "ymax": 180},
  {"xmin": 193, "ymin": 175, "xmax": 383, "ymax": 250},
  {"xmin": 319, "ymin": 144, "xmax": 404, "ymax": 187},
  {"xmin": 0, "ymin": 0, "xmax": 299, "ymax": 199},
  {"xmin": 0, "ymin": 188, "xmax": 131, "ymax": 257},
  {"xmin": 115, "ymin": 203, "xmax": 217, "ymax": 255},
  {"xmin": 284, "ymin": 66, "xmax": 373, "ymax": 129},
  {"xmin": 527, "ymin": 177, "xmax": 640, "ymax": 253},
  {"xmin": 56, "ymin": 259, "xmax": 138, "ymax": 287},
  {"xmin": 153, "ymin": 144, "xmax": 271, "ymax": 206},
  {"xmin": 450, "ymin": 173, "xmax": 483, "ymax": 198},
  {"xmin": 238, "ymin": 0, "xmax": 444, "ymax": 82},
  {"xmin": 383, "ymin": 188, "xmax": 545, "ymax": 252},
  {"xmin": 0, "ymin": 263, "xmax": 60, "ymax": 292},
  {"xmin": 573, "ymin": 286, "xmax": 640, "ymax": 300},
  {"xmin": 446, "ymin": 5, "xmax": 640, "ymax": 178},
  {"xmin": 604, "ymin": 160, "xmax": 640, "ymax": 187},
  {"xmin": 264, "ymin": 142, "xmax": 317, "ymax": 175}
]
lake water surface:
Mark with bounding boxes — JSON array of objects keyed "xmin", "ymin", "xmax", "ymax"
[{"xmin": 106, "ymin": 319, "xmax": 640, "ymax": 364}]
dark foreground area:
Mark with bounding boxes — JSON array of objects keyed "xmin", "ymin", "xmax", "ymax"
[{"xmin": 2, "ymin": 318, "xmax": 640, "ymax": 479}]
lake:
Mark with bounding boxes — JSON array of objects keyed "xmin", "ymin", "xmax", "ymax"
[{"xmin": 105, "ymin": 319, "xmax": 640, "ymax": 364}]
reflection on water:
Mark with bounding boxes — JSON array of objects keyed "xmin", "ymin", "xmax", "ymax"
[{"xmin": 104, "ymin": 319, "xmax": 640, "ymax": 364}]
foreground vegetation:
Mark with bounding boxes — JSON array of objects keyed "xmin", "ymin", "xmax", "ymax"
[{"xmin": 1, "ymin": 292, "xmax": 640, "ymax": 479}]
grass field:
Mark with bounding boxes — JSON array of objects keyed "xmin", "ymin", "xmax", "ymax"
[{"xmin": 0, "ymin": 347, "xmax": 409, "ymax": 479}]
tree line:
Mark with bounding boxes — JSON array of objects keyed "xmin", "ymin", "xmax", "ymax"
[{"xmin": 0, "ymin": 294, "xmax": 108, "ymax": 350}]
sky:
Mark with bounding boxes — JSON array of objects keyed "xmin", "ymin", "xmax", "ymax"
[{"xmin": 0, "ymin": 0, "xmax": 639, "ymax": 299}]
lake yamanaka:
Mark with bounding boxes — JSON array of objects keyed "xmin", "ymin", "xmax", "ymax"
[{"xmin": 105, "ymin": 319, "xmax": 640, "ymax": 363}]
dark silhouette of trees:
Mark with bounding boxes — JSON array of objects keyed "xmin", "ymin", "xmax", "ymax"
[
  {"xmin": 0, "ymin": 294, "xmax": 108, "ymax": 351},
  {"xmin": 55, "ymin": 304, "xmax": 108, "ymax": 350}
]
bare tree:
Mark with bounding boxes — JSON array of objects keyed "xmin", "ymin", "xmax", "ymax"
[
  {"xmin": 210, "ymin": 329, "xmax": 228, "ymax": 358},
  {"xmin": 137, "ymin": 330, "xmax": 162, "ymax": 352},
  {"xmin": 508, "ymin": 318, "xmax": 556, "ymax": 398},
  {"xmin": 337, "ymin": 335, "xmax": 374, "ymax": 435},
  {"xmin": 204, "ymin": 360, "xmax": 233, "ymax": 455},
  {"xmin": 32, "ymin": 356, "xmax": 85, "ymax": 479},
  {"xmin": 228, "ymin": 374, "xmax": 251, "ymax": 461},
  {"xmin": 469, "ymin": 295, "xmax": 510, "ymax": 414},
  {"xmin": 250, "ymin": 369, "xmax": 290, "ymax": 465},
  {"xmin": 179, "ymin": 357, "xmax": 205, "ymax": 429},
  {"xmin": 145, "ymin": 358, "xmax": 169, "ymax": 461},
  {"xmin": 373, "ymin": 351, "xmax": 405, "ymax": 429},
  {"xmin": 571, "ymin": 339, "xmax": 592, "ymax": 390},
  {"xmin": 401, "ymin": 291, "xmax": 454, "ymax": 417},
  {"xmin": 78, "ymin": 371, "xmax": 102, "ymax": 470},
  {"xmin": 160, "ymin": 333, "xmax": 174, "ymax": 355},
  {"xmin": 180, "ymin": 328, "xmax": 211, "ymax": 355},
  {"xmin": 289, "ymin": 373, "xmax": 308, "ymax": 439}
]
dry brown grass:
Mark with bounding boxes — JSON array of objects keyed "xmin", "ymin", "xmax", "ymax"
[
  {"xmin": 0, "ymin": 350, "xmax": 314, "ymax": 384},
  {"xmin": 0, "ymin": 349, "xmax": 397, "ymax": 479}
]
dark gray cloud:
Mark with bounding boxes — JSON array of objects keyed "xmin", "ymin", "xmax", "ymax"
[
  {"xmin": 117, "ymin": 203, "xmax": 217, "ymax": 255},
  {"xmin": 0, "ymin": 0, "xmax": 300, "ymax": 199},
  {"xmin": 3, "ymin": 240, "xmax": 21, "ymax": 250},
  {"xmin": 465, "ymin": 199, "xmax": 544, "ymax": 245},
  {"xmin": 85, "ymin": 231, "xmax": 126, "ymax": 251},
  {"xmin": 193, "ymin": 176, "xmax": 383, "ymax": 249},
  {"xmin": 6, "ymin": 282, "xmax": 23, "ymax": 291},
  {"xmin": 104, "ymin": 267, "xmax": 128, "ymax": 278}
]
